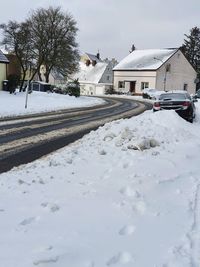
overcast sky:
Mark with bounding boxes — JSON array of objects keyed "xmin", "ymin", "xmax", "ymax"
[{"xmin": 0, "ymin": 0, "xmax": 199, "ymax": 60}]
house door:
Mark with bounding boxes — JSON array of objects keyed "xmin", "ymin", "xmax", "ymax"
[{"xmin": 130, "ymin": 81, "xmax": 136, "ymax": 93}]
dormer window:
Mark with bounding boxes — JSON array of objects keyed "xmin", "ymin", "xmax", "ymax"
[
  {"xmin": 92, "ymin": 60, "xmax": 97, "ymax": 66},
  {"xmin": 86, "ymin": 59, "xmax": 91, "ymax": 66},
  {"xmin": 166, "ymin": 63, "xmax": 171, "ymax": 72}
]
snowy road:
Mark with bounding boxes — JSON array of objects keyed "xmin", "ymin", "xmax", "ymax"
[{"xmin": 0, "ymin": 97, "xmax": 151, "ymax": 173}]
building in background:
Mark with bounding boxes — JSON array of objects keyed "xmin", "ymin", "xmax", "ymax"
[
  {"xmin": 113, "ymin": 48, "xmax": 197, "ymax": 95},
  {"xmin": 0, "ymin": 46, "xmax": 21, "ymax": 78},
  {"xmin": 72, "ymin": 52, "xmax": 117, "ymax": 95},
  {"xmin": 0, "ymin": 49, "xmax": 9, "ymax": 90},
  {"xmin": 39, "ymin": 65, "xmax": 65, "ymax": 85}
]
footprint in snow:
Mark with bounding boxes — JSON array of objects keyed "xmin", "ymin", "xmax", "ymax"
[
  {"xmin": 66, "ymin": 158, "xmax": 73, "ymax": 164},
  {"xmin": 33, "ymin": 245, "xmax": 53, "ymax": 253},
  {"xmin": 101, "ymin": 168, "xmax": 113, "ymax": 180},
  {"xmin": 119, "ymin": 225, "xmax": 136, "ymax": 236},
  {"xmin": 107, "ymin": 252, "xmax": 133, "ymax": 266},
  {"xmin": 120, "ymin": 186, "xmax": 141, "ymax": 198},
  {"xmin": 83, "ymin": 260, "xmax": 95, "ymax": 267},
  {"xmin": 132, "ymin": 201, "xmax": 146, "ymax": 215},
  {"xmin": 33, "ymin": 256, "xmax": 59, "ymax": 265},
  {"xmin": 20, "ymin": 216, "xmax": 39, "ymax": 226},
  {"xmin": 122, "ymin": 162, "xmax": 133, "ymax": 169},
  {"xmin": 41, "ymin": 203, "xmax": 60, "ymax": 213},
  {"xmin": 98, "ymin": 149, "xmax": 107, "ymax": 155}
]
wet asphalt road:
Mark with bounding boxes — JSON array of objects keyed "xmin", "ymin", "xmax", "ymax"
[{"xmin": 0, "ymin": 97, "xmax": 152, "ymax": 173}]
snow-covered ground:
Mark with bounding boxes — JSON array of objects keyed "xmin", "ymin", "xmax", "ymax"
[
  {"xmin": 0, "ymin": 91, "xmax": 105, "ymax": 118},
  {"xmin": 1, "ymin": 100, "xmax": 200, "ymax": 267}
]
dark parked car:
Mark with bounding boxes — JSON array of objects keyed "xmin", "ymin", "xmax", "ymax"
[
  {"xmin": 153, "ymin": 91, "xmax": 196, "ymax": 123},
  {"xmin": 142, "ymin": 88, "xmax": 166, "ymax": 100}
]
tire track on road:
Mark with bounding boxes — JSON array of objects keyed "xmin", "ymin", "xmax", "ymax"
[{"xmin": 0, "ymin": 97, "xmax": 152, "ymax": 173}]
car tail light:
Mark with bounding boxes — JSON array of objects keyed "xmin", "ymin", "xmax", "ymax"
[
  {"xmin": 154, "ymin": 102, "xmax": 160, "ymax": 108},
  {"xmin": 182, "ymin": 101, "xmax": 190, "ymax": 107},
  {"xmin": 153, "ymin": 102, "xmax": 161, "ymax": 110}
]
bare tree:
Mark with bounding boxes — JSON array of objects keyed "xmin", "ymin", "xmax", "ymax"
[
  {"xmin": 28, "ymin": 6, "xmax": 79, "ymax": 83},
  {"xmin": 0, "ymin": 6, "xmax": 79, "ymax": 88},
  {"xmin": 0, "ymin": 21, "xmax": 35, "ymax": 90}
]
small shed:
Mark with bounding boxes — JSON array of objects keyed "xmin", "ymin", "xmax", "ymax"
[{"xmin": 31, "ymin": 81, "xmax": 51, "ymax": 92}]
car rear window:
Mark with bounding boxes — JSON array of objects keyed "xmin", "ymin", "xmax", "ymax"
[{"xmin": 159, "ymin": 93, "xmax": 186, "ymax": 100}]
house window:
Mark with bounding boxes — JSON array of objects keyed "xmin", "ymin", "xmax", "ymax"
[
  {"xmin": 107, "ymin": 76, "xmax": 110, "ymax": 81},
  {"xmin": 141, "ymin": 82, "xmax": 149, "ymax": 90},
  {"xmin": 118, "ymin": 81, "xmax": 125, "ymax": 88},
  {"xmin": 166, "ymin": 63, "xmax": 171, "ymax": 72},
  {"xmin": 183, "ymin": 83, "xmax": 188, "ymax": 91}
]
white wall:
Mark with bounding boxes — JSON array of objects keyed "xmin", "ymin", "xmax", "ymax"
[
  {"xmin": 80, "ymin": 82, "xmax": 106, "ymax": 95},
  {"xmin": 95, "ymin": 85, "xmax": 106, "ymax": 95},
  {"xmin": 113, "ymin": 70, "xmax": 157, "ymax": 94},
  {"xmin": 0, "ymin": 63, "xmax": 7, "ymax": 90},
  {"xmin": 80, "ymin": 82, "xmax": 112, "ymax": 95},
  {"xmin": 80, "ymin": 83, "xmax": 96, "ymax": 95},
  {"xmin": 156, "ymin": 50, "xmax": 197, "ymax": 94}
]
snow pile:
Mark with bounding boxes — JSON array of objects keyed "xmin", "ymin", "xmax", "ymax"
[
  {"xmin": 1, "ymin": 102, "xmax": 200, "ymax": 266},
  {"xmin": 0, "ymin": 90, "xmax": 105, "ymax": 118}
]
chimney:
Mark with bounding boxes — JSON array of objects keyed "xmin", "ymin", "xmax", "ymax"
[{"xmin": 96, "ymin": 50, "xmax": 100, "ymax": 60}]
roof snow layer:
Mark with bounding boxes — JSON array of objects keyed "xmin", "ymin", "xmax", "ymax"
[
  {"xmin": 73, "ymin": 62, "xmax": 108, "ymax": 83},
  {"xmin": 0, "ymin": 50, "xmax": 9, "ymax": 63},
  {"xmin": 85, "ymin": 53, "xmax": 101, "ymax": 62},
  {"xmin": 113, "ymin": 49, "xmax": 178, "ymax": 71}
]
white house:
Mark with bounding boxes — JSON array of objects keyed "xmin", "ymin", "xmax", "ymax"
[
  {"xmin": 0, "ymin": 50, "xmax": 9, "ymax": 90},
  {"xmin": 72, "ymin": 53, "xmax": 117, "ymax": 95},
  {"xmin": 113, "ymin": 48, "xmax": 197, "ymax": 95}
]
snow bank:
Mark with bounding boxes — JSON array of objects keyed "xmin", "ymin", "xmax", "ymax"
[
  {"xmin": 1, "ymin": 101, "xmax": 200, "ymax": 266},
  {"xmin": 0, "ymin": 90, "xmax": 105, "ymax": 118}
]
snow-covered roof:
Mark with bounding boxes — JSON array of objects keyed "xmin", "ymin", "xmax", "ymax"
[
  {"xmin": 0, "ymin": 50, "xmax": 9, "ymax": 63},
  {"xmin": 73, "ymin": 62, "xmax": 108, "ymax": 83},
  {"xmin": 0, "ymin": 45, "xmax": 14, "ymax": 55},
  {"xmin": 85, "ymin": 53, "xmax": 101, "ymax": 62},
  {"xmin": 51, "ymin": 71, "xmax": 64, "ymax": 80},
  {"xmin": 113, "ymin": 48, "xmax": 178, "ymax": 71},
  {"xmin": 0, "ymin": 45, "xmax": 8, "ymax": 54}
]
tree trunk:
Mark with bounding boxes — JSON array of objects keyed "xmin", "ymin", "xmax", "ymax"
[
  {"xmin": 45, "ymin": 65, "xmax": 54, "ymax": 83},
  {"xmin": 29, "ymin": 65, "xmax": 42, "ymax": 83},
  {"xmin": 38, "ymin": 70, "xmax": 42, "ymax": 81},
  {"xmin": 20, "ymin": 71, "xmax": 26, "ymax": 92},
  {"xmin": 45, "ymin": 72, "xmax": 49, "ymax": 83}
]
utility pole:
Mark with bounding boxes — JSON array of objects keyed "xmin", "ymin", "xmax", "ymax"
[{"xmin": 25, "ymin": 80, "xmax": 30, "ymax": 109}]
